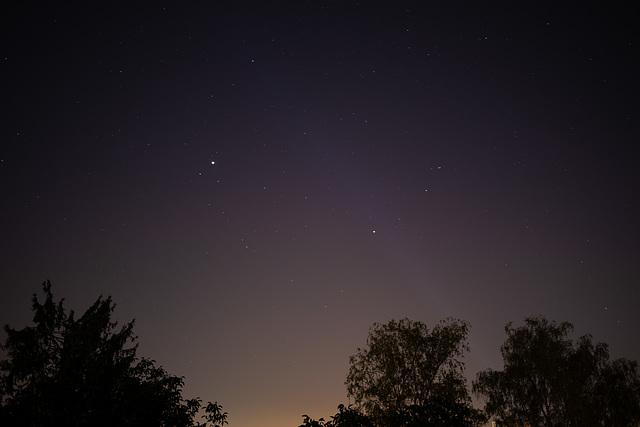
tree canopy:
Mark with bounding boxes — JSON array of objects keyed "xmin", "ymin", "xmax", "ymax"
[
  {"xmin": 0, "ymin": 281, "xmax": 227, "ymax": 427},
  {"xmin": 473, "ymin": 316, "xmax": 640, "ymax": 427},
  {"xmin": 344, "ymin": 317, "xmax": 485, "ymax": 426},
  {"xmin": 299, "ymin": 404, "xmax": 374, "ymax": 427}
]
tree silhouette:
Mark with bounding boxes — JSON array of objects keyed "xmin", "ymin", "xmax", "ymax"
[
  {"xmin": 345, "ymin": 317, "xmax": 485, "ymax": 427},
  {"xmin": 299, "ymin": 404, "xmax": 374, "ymax": 427},
  {"xmin": 0, "ymin": 281, "xmax": 226, "ymax": 426},
  {"xmin": 473, "ymin": 316, "xmax": 640, "ymax": 427}
]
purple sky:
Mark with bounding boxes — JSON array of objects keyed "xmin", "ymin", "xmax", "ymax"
[{"xmin": 1, "ymin": 2, "xmax": 638, "ymax": 426}]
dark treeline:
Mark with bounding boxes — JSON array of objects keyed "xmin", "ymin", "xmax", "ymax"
[
  {"xmin": 302, "ymin": 317, "xmax": 640, "ymax": 427},
  {"xmin": 1, "ymin": 282, "xmax": 639, "ymax": 427},
  {"xmin": 0, "ymin": 281, "xmax": 228, "ymax": 427}
]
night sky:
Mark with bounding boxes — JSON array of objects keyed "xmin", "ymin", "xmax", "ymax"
[{"xmin": 1, "ymin": 2, "xmax": 638, "ymax": 426}]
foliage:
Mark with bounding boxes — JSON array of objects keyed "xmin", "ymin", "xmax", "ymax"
[
  {"xmin": 300, "ymin": 404, "xmax": 374, "ymax": 427},
  {"xmin": 345, "ymin": 317, "xmax": 484, "ymax": 426},
  {"xmin": 196, "ymin": 401, "xmax": 229, "ymax": 427},
  {"xmin": 473, "ymin": 316, "xmax": 640, "ymax": 427},
  {"xmin": 402, "ymin": 396, "xmax": 487, "ymax": 427},
  {"xmin": 0, "ymin": 281, "xmax": 226, "ymax": 426}
]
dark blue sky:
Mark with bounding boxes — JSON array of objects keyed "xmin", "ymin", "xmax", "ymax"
[{"xmin": 1, "ymin": 2, "xmax": 638, "ymax": 425}]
